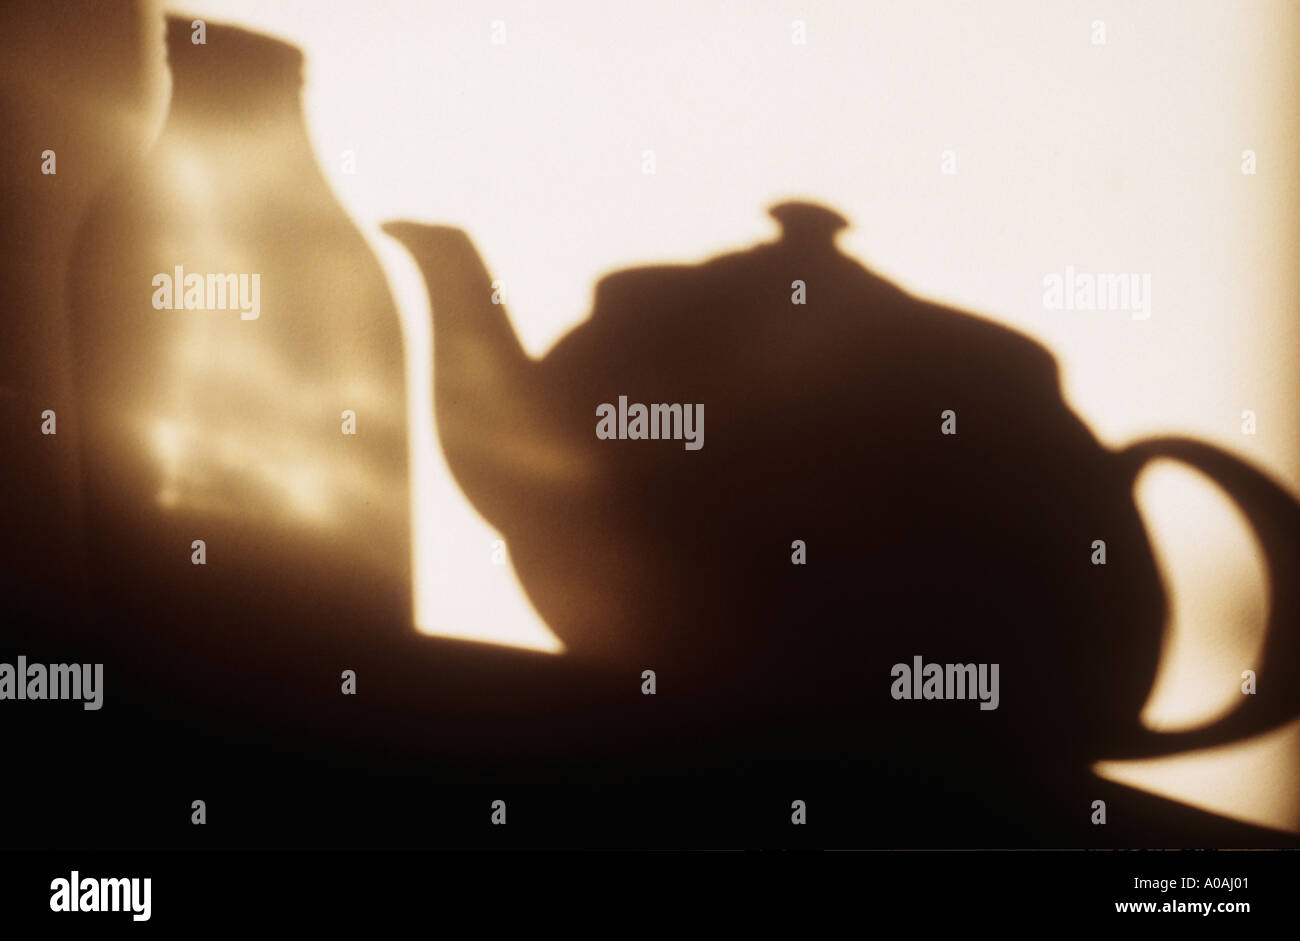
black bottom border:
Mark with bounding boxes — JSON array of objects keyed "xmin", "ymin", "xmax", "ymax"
[{"xmin": 1, "ymin": 847, "xmax": 1293, "ymax": 926}]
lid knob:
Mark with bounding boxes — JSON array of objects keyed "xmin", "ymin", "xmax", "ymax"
[{"xmin": 768, "ymin": 202, "xmax": 849, "ymax": 245}]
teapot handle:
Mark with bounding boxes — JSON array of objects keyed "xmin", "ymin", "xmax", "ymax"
[{"xmin": 1105, "ymin": 437, "xmax": 1300, "ymax": 759}]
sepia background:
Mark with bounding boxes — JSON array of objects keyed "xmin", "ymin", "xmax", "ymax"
[{"xmin": 3, "ymin": 0, "xmax": 1297, "ymax": 839}]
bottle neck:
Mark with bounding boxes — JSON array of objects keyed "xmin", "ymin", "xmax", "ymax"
[
  {"xmin": 166, "ymin": 72, "xmax": 306, "ymax": 129},
  {"xmin": 163, "ymin": 19, "xmax": 305, "ymax": 128}
]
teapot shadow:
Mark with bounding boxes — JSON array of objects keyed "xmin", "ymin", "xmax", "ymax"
[{"xmin": 386, "ymin": 201, "xmax": 1300, "ymax": 842}]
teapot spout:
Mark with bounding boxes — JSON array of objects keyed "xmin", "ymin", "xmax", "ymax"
[
  {"xmin": 383, "ymin": 221, "xmax": 531, "ymax": 384},
  {"xmin": 384, "ymin": 221, "xmax": 566, "ymax": 528}
]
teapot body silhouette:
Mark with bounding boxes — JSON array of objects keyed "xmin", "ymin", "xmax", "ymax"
[{"xmin": 387, "ymin": 203, "xmax": 1300, "ymax": 765}]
